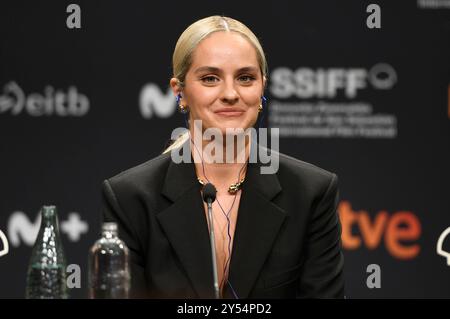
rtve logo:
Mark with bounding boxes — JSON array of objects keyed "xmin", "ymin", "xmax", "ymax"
[
  {"xmin": 339, "ymin": 201, "xmax": 421, "ymax": 260},
  {"xmin": 270, "ymin": 63, "xmax": 397, "ymax": 99},
  {"xmin": 0, "ymin": 82, "xmax": 89, "ymax": 117}
]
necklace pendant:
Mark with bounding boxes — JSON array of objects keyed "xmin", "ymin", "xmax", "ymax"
[
  {"xmin": 199, "ymin": 176, "xmax": 244, "ymax": 194},
  {"xmin": 228, "ymin": 183, "xmax": 240, "ymax": 194}
]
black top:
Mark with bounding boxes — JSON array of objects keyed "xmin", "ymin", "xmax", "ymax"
[{"xmin": 101, "ymin": 145, "xmax": 345, "ymax": 299}]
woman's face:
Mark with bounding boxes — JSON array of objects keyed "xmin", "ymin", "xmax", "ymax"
[{"xmin": 171, "ymin": 31, "xmax": 265, "ymax": 135}]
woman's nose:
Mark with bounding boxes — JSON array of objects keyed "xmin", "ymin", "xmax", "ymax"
[{"xmin": 220, "ymin": 80, "xmax": 239, "ymax": 104}]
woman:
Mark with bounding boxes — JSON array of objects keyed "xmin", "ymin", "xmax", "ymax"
[{"xmin": 101, "ymin": 16, "xmax": 344, "ymax": 299}]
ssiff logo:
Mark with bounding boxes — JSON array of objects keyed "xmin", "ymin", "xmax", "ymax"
[{"xmin": 270, "ymin": 63, "xmax": 397, "ymax": 99}]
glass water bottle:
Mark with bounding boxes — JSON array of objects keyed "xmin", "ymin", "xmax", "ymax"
[
  {"xmin": 88, "ymin": 222, "xmax": 130, "ymax": 298},
  {"xmin": 25, "ymin": 205, "xmax": 68, "ymax": 299}
]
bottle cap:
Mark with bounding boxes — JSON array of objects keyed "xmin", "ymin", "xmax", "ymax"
[{"xmin": 102, "ymin": 222, "xmax": 118, "ymax": 233}]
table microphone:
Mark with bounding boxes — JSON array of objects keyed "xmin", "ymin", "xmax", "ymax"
[{"xmin": 202, "ymin": 182, "xmax": 220, "ymax": 299}]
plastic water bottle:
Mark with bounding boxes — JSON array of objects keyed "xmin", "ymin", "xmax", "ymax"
[
  {"xmin": 88, "ymin": 222, "xmax": 130, "ymax": 298},
  {"xmin": 25, "ymin": 205, "xmax": 68, "ymax": 299}
]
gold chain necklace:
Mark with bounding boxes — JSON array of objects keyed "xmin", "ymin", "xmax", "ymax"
[{"xmin": 197, "ymin": 176, "xmax": 245, "ymax": 194}]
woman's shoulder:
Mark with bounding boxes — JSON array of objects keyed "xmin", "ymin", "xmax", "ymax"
[
  {"xmin": 105, "ymin": 152, "xmax": 173, "ymax": 192},
  {"xmin": 276, "ymin": 151, "xmax": 338, "ymax": 192},
  {"xmin": 104, "ymin": 149, "xmax": 338, "ymax": 196},
  {"xmin": 278, "ymin": 152, "xmax": 335, "ymax": 177}
]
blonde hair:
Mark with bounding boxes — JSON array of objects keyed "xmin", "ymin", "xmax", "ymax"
[{"xmin": 164, "ymin": 15, "xmax": 268, "ymax": 154}]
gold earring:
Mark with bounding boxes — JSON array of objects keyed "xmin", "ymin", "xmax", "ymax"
[
  {"xmin": 179, "ymin": 104, "xmax": 189, "ymax": 114},
  {"xmin": 258, "ymin": 104, "xmax": 263, "ymax": 112},
  {"xmin": 176, "ymin": 93, "xmax": 189, "ymax": 114}
]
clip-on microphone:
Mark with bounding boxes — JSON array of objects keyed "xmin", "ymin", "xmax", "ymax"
[{"xmin": 202, "ymin": 182, "xmax": 220, "ymax": 299}]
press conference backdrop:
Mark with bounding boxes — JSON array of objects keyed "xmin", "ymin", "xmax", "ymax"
[{"xmin": 0, "ymin": 0, "xmax": 449, "ymax": 298}]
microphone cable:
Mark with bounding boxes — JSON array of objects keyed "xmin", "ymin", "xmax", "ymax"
[{"xmin": 189, "ymin": 130, "xmax": 246, "ymax": 299}]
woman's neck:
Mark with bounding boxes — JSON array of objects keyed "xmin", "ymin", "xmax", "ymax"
[{"xmin": 190, "ymin": 133, "xmax": 250, "ymax": 189}]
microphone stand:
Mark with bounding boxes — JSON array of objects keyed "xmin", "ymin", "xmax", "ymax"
[{"xmin": 206, "ymin": 198, "xmax": 220, "ymax": 299}]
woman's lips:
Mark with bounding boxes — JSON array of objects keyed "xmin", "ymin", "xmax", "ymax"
[{"xmin": 214, "ymin": 109, "xmax": 245, "ymax": 117}]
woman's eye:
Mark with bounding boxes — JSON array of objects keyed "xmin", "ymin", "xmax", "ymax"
[
  {"xmin": 201, "ymin": 76, "xmax": 219, "ymax": 83},
  {"xmin": 239, "ymin": 75, "xmax": 256, "ymax": 83}
]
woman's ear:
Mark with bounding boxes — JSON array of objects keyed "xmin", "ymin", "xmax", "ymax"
[
  {"xmin": 169, "ymin": 77, "xmax": 182, "ymax": 96},
  {"xmin": 262, "ymin": 75, "xmax": 267, "ymax": 89}
]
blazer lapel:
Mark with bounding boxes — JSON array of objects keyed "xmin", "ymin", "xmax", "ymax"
[
  {"xmin": 157, "ymin": 158, "xmax": 215, "ymax": 298},
  {"xmin": 226, "ymin": 158, "xmax": 287, "ymax": 299}
]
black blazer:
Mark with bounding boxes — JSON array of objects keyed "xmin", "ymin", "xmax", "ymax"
[{"xmin": 101, "ymin": 146, "xmax": 345, "ymax": 299}]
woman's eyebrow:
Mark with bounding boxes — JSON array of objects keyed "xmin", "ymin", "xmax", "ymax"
[
  {"xmin": 194, "ymin": 66, "xmax": 259, "ymax": 74},
  {"xmin": 236, "ymin": 66, "xmax": 258, "ymax": 73},
  {"xmin": 194, "ymin": 66, "xmax": 221, "ymax": 74}
]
